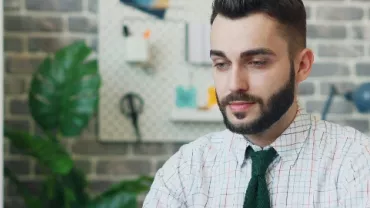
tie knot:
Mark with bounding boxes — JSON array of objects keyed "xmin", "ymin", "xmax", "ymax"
[{"xmin": 246, "ymin": 147, "xmax": 277, "ymax": 177}]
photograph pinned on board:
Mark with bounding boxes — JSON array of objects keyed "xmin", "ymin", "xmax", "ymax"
[{"xmin": 120, "ymin": 0, "xmax": 170, "ymax": 19}]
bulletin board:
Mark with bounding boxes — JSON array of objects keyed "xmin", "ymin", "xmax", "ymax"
[{"xmin": 98, "ymin": 0, "xmax": 226, "ymax": 142}]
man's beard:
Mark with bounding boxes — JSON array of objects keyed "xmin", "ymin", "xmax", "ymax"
[{"xmin": 216, "ymin": 61, "xmax": 296, "ymax": 135}]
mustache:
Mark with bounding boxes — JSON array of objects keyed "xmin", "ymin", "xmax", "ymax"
[{"xmin": 219, "ymin": 92, "xmax": 263, "ymax": 107}]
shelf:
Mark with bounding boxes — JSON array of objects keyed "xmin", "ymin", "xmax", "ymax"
[{"xmin": 170, "ymin": 108, "xmax": 223, "ymax": 122}]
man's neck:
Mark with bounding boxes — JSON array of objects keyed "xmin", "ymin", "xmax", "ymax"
[{"xmin": 245, "ymin": 102, "xmax": 299, "ymax": 148}]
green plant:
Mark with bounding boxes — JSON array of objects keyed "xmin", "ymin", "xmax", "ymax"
[{"xmin": 4, "ymin": 41, "xmax": 153, "ymax": 208}]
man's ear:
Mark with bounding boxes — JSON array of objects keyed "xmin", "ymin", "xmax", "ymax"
[{"xmin": 295, "ymin": 48, "xmax": 314, "ymax": 83}]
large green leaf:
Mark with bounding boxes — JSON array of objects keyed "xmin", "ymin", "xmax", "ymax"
[
  {"xmin": 40, "ymin": 167, "xmax": 90, "ymax": 208},
  {"xmin": 29, "ymin": 41, "xmax": 101, "ymax": 137},
  {"xmin": 87, "ymin": 176, "xmax": 154, "ymax": 208},
  {"xmin": 4, "ymin": 127, "xmax": 73, "ymax": 175},
  {"xmin": 4, "ymin": 167, "xmax": 42, "ymax": 208},
  {"xmin": 86, "ymin": 192, "xmax": 137, "ymax": 208},
  {"xmin": 61, "ymin": 167, "xmax": 90, "ymax": 206}
]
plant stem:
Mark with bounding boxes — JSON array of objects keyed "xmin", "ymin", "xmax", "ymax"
[
  {"xmin": 44, "ymin": 129, "xmax": 60, "ymax": 144},
  {"xmin": 48, "ymin": 132, "xmax": 58, "ymax": 143},
  {"xmin": 4, "ymin": 167, "xmax": 41, "ymax": 207}
]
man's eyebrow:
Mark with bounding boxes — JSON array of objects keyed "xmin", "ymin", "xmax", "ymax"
[
  {"xmin": 210, "ymin": 50, "xmax": 226, "ymax": 58},
  {"xmin": 240, "ymin": 48, "xmax": 276, "ymax": 58},
  {"xmin": 210, "ymin": 48, "xmax": 276, "ymax": 59}
]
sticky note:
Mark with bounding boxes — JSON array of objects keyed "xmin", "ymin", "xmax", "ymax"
[
  {"xmin": 207, "ymin": 87, "xmax": 217, "ymax": 108},
  {"xmin": 176, "ymin": 86, "xmax": 197, "ymax": 108}
]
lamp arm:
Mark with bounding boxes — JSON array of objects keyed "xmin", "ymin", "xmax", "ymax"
[{"xmin": 321, "ymin": 85, "xmax": 337, "ymax": 120}]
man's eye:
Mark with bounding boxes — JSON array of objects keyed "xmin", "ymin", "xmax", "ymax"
[
  {"xmin": 249, "ymin": 60, "xmax": 268, "ymax": 67},
  {"xmin": 214, "ymin": 63, "xmax": 229, "ymax": 70}
]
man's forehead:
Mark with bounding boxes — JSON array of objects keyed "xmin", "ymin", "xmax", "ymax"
[
  {"xmin": 210, "ymin": 13, "xmax": 288, "ymax": 55},
  {"xmin": 211, "ymin": 12, "xmax": 280, "ymax": 32}
]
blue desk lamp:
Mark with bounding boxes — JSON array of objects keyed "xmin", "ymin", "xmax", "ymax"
[{"xmin": 321, "ymin": 82, "xmax": 370, "ymax": 120}]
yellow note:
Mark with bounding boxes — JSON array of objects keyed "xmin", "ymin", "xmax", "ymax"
[
  {"xmin": 207, "ymin": 86, "xmax": 217, "ymax": 108},
  {"xmin": 154, "ymin": 0, "xmax": 169, "ymax": 8}
]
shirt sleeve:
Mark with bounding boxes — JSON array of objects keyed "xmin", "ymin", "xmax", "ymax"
[
  {"xmin": 338, "ymin": 139, "xmax": 370, "ymax": 207},
  {"xmin": 142, "ymin": 147, "xmax": 189, "ymax": 208}
]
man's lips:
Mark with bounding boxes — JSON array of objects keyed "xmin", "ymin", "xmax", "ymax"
[{"xmin": 228, "ymin": 101, "xmax": 256, "ymax": 111}]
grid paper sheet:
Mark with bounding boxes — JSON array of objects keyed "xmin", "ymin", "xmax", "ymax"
[{"xmin": 98, "ymin": 0, "xmax": 226, "ymax": 142}]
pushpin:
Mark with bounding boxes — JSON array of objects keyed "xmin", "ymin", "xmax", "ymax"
[
  {"xmin": 123, "ymin": 25, "xmax": 130, "ymax": 37},
  {"xmin": 144, "ymin": 29, "xmax": 151, "ymax": 39}
]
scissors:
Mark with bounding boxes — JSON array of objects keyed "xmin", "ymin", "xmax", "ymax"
[{"xmin": 119, "ymin": 92, "xmax": 144, "ymax": 142}]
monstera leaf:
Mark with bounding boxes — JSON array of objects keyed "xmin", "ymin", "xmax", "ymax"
[
  {"xmin": 29, "ymin": 41, "xmax": 101, "ymax": 137},
  {"xmin": 39, "ymin": 167, "xmax": 90, "ymax": 208},
  {"xmin": 87, "ymin": 176, "xmax": 154, "ymax": 208},
  {"xmin": 87, "ymin": 192, "xmax": 137, "ymax": 208},
  {"xmin": 4, "ymin": 127, "xmax": 73, "ymax": 175}
]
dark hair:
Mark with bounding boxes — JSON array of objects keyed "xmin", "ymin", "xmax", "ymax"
[{"xmin": 210, "ymin": 0, "xmax": 306, "ymax": 57}]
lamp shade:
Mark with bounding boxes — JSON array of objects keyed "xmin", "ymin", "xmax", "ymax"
[{"xmin": 344, "ymin": 82, "xmax": 370, "ymax": 113}]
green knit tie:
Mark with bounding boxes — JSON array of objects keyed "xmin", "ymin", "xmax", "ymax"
[{"xmin": 243, "ymin": 146, "xmax": 278, "ymax": 208}]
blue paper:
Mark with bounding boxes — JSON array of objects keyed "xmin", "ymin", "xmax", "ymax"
[
  {"xmin": 120, "ymin": 0, "xmax": 168, "ymax": 19},
  {"xmin": 176, "ymin": 86, "xmax": 197, "ymax": 108}
]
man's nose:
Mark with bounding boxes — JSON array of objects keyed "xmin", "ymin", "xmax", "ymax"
[{"xmin": 229, "ymin": 67, "xmax": 249, "ymax": 92}]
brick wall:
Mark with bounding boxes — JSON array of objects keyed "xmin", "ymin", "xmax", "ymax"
[
  {"xmin": 3, "ymin": 0, "xmax": 370, "ymax": 207},
  {"xmin": 3, "ymin": 0, "xmax": 183, "ymax": 207},
  {"xmin": 301, "ymin": 0, "xmax": 370, "ymax": 134}
]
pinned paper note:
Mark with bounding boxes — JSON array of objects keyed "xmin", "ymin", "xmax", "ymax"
[
  {"xmin": 120, "ymin": 0, "xmax": 169, "ymax": 19},
  {"xmin": 197, "ymin": 86, "xmax": 218, "ymax": 111},
  {"xmin": 185, "ymin": 23, "xmax": 212, "ymax": 65},
  {"xmin": 207, "ymin": 87, "xmax": 217, "ymax": 108},
  {"xmin": 175, "ymin": 86, "xmax": 197, "ymax": 108}
]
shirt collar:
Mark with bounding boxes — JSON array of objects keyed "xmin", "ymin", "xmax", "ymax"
[{"xmin": 226, "ymin": 110, "xmax": 314, "ymax": 167}]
